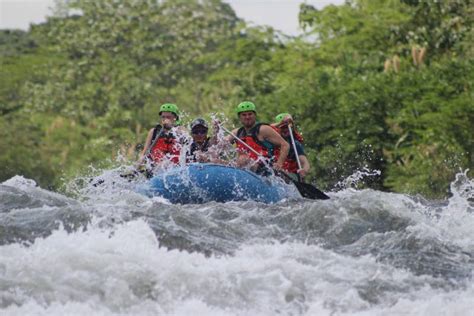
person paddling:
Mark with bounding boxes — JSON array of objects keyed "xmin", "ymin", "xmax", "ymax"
[
  {"xmin": 224, "ymin": 101, "xmax": 289, "ymax": 174},
  {"xmin": 138, "ymin": 103, "xmax": 188, "ymax": 169},
  {"xmin": 272, "ymin": 113, "xmax": 311, "ymax": 180},
  {"xmin": 271, "ymin": 112, "xmax": 304, "ymax": 143}
]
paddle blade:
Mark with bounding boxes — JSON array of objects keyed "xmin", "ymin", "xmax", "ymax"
[
  {"xmin": 292, "ymin": 181, "xmax": 330, "ymax": 200},
  {"xmin": 275, "ymin": 171, "xmax": 330, "ymax": 200}
]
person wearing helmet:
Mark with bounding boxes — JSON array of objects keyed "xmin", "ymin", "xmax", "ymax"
[
  {"xmin": 272, "ymin": 113, "xmax": 310, "ymax": 179},
  {"xmin": 187, "ymin": 118, "xmax": 211, "ymax": 163},
  {"xmin": 224, "ymin": 101, "xmax": 289, "ymax": 173},
  {"xmin": 272, "ymin": 113, "xmax": 304, "ymax": 143},
  {"xmin": 139, "ymin": 103, "xmax": 187, "ymax": 169}
]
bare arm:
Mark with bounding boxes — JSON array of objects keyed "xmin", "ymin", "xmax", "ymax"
[{"xmin": 259, "ymin": 125, "xmax": 289, "ymax": 169}]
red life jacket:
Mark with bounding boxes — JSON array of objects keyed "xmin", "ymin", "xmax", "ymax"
[
  {"xmin": 236, "ymin": 123, "xmax": 271, "ymax": 161},
  {"xmin": 273, "ymin": 145, "xmax": 299, "ymax": 174},
  {"xmin": 293, "ymin": 130, "xmax": 304, "ymax": 144},
  {"xmin": 148, "ymin": 127, "xmax": 180, "ymax": 164},
  {"xmin": 271, "ymin": 125, "xmax": 304, "ymax": 173}
]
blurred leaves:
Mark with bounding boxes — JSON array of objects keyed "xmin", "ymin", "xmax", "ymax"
[{"xmin": 0, "ymin": 0, "xmax": 472, "ymax": 197}]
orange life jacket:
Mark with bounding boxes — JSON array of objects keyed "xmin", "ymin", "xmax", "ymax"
[
  {"xmin": 148, "ymin": 126, "xmax": 180, "ymax": 164},
  {"xmin": 270, "ymin": 125, "xmax": 304, "ymax": 173},
  {"xmin": 273, "ymin": 145, "xmax": 299, "ymax": 173},
  {"xmin": 293, "ymin": 130, "xmax": 304, "ymax": 144},
  {"xmin": 236, "ymin": 123, "xmax": 272, "ymax": 161}
]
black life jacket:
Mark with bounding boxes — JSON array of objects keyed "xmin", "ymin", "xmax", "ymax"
[
  {"xmin": 150, "ymin": 124, "xmax": 163, "ymax": 144},
  {"xmin": 187, "ymin": 138, "xmax": 210, "ymax": 162}
]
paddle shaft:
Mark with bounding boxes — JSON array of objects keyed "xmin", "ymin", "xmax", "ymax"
[
  {"xmin": 218, "ymin": 125, "xmax": 263, "ymax": 157},
  {"xmin": 287, "ymin": 124, "xmax": 303, "ymax": 182},
  {"xmin": 144, "ymin": 125, "xmax": 165, "ymax": 159},
  {"xmin": 218, "ymin": 124, "xmax": 273, "ymax": 170},
  {"xmin": 288, "ymin": 125, "xmax": 302, "ymax": 170}
]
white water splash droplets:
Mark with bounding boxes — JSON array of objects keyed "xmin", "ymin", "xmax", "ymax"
[{"xmin": 335, "ymin": 167, "xmax": 382, "ymax": 190}]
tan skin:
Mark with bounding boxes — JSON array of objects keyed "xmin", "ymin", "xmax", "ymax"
[
  {"xmin": 278, "ymin": 124, "xmax": 311, "ymax": 179},
  {"xmin": 224, "ymin": 111, "xmax": 289, "ymax": 170},
  {"xmin": 192, "ymin": 129, "xmax": 208, "ymax": 145}
]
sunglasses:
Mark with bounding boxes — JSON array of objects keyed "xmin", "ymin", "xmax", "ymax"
[{"xmin": 192, "ymin": 129, "xmax": 208, "ymax": 135}]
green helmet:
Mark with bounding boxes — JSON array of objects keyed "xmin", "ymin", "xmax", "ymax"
[
  {"xmin": 159, "ymin": 103, "xmax": 179, "ymax": 117},
  {"xmin": 236, "ymin": 101, "xmax": 256, "ymax": 115},
  {"xmin": 275, "ymin": 112, "xmax": 291, "ymax": 124}
]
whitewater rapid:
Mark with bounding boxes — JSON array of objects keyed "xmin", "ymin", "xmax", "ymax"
[{"xmin": 1, "ymin": 171, "xmax": 473, "ymax": 315}]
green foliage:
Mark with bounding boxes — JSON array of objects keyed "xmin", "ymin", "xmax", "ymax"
[
  {"xmin": 0, "ymin": 0, "xmax": 472, "ymax": 197},
  {"xmin": 400, "ymin": 0, "xmax": 474, "ymax": 54},
  {"xmin": 299, "ymin": 0, "xmax": 411, "ymax": 68},
  {"xmin": 0, "ymin": 113, "xmax": 55, "ymax": 187},
  {"xmin": 384, "ymin": 58, "xmax": 474, "ymax": 196},
  {"xmin": 0, "ymin": 30, "xmax": 53, "ymax": 115},
  {"xmin": 294, "ymin": 0, "xmax": 473, "ymax": 196},
  {"xmin": 0, "ymin": 30, "xmax": 37, "ymax": 56}
]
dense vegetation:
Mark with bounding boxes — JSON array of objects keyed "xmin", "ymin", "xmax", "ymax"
[{"xmin": 0, "ymin": 0, "xmax": 472, "ymax": 197}]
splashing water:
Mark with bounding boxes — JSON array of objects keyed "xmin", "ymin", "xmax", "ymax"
[
  {"xmin": 1, "ymin": 170, "xmax": 474, "ymax": 315},
  {"xmin": 335, "ymin": 167, "xmax": 382, "ymax": 190}
]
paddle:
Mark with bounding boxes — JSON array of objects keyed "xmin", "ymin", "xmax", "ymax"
[
  {"xmin": 275, "ymin": 170, "xmax": 329, "ymax": 200},
  {"xmin": 218, "ymin": 123, "xmax": 329, "ymax": 200},
  {"xmin": 287, "ymin": 124, "xmax": 303, "ymax": 182},
  {"xmin": 286, "ymin": 124, "xmax": 329, "ymax": 200}
]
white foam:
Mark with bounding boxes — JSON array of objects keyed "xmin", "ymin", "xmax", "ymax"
[
  {"xmin": 2, "ymin": 219, "xmax": 472, "ymax": 315},
  {"xmin": 2, "ymin": 170, "xmax": 474, "ymax": 315},
  {"xmin": 2, "ymin": 175, "xmax": 38, "ymax": 188}
]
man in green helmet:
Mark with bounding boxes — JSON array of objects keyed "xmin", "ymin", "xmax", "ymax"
[
  {"xmin": 224, "ymin": 101, "xmax": 289, "ymax": 172},
  {"xmin": 138, "ymin": 103, "xmax": 188, "ymax": 168},
  {"xmin": 272, "ymin": 113, "xmax": 310, "ymax": 179}
]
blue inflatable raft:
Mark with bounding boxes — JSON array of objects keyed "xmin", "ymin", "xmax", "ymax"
[{"xmin": 141, "ymin": 163, "xmax": 299, "ymax": 204}]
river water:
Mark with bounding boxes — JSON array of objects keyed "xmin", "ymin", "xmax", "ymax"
[{"xmin": 1, "ymin": 170, "xmax": 473, "ymax": 315}]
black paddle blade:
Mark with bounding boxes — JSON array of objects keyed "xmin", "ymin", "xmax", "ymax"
[
  {"xmin": 292, "ymin": 180, "xmax": 330, "ymax": 200},
  {"xmin": 275, "ymin": 171, "xmax": 330, "ymax": 200}
]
